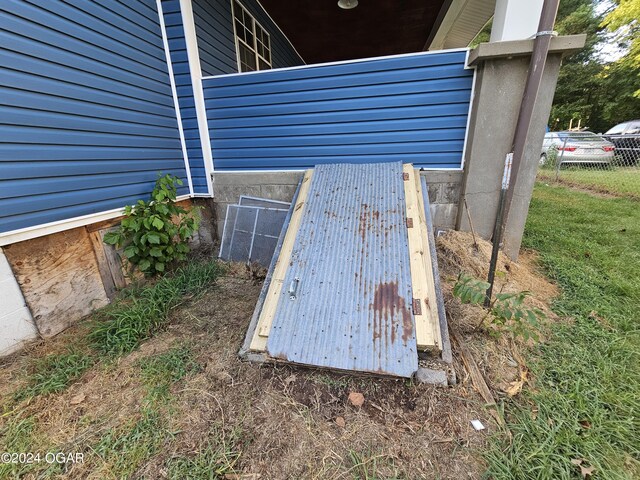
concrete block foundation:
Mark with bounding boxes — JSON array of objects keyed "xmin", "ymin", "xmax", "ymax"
[{"xmin": 212, "ymin": 169, "xmax": 463, "ymax": 238}]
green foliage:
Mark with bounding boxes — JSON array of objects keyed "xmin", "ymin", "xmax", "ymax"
[
  {"xmin": 485, "ymin": 183, "xmax": 640, "ymax": 478},
  {"xmin": 541, "ymin": 146, "xmax": 560, "ymax": 169},
  {"xmin": 104, "ymin": 174, "xmax": 200, "ymax": 276},
  {"xmin": 89, "ymin": 260, "xmax": 224, "ymax": 356},
  {"xmin": 452, "ymin": 274, "xmax": 490, "ymax": 305},
  {"xmin": 14, "ymin": 351, "xmax": 94, "ymax": 400},
  {"xmin": 469, "ymin": 19, "xmax": 492, "ymax": 47},
  {"xmin": 94, "ymin": 407, "xmax": 169, "ymax": 478},
  {"xmin": 166, "ymin": 436, "xmax": 240, "ymax": 479},
  {"xmin": 453, "ymin": 273, "xmax": 544, "ymax": 341},
  {"xmin": 0, "ymin": 415, "xmax": 62, "ymax": 478},
  {"xmin": 549, "ymin": 0, "xmax": 640, "ymax": 132},
  {"xmin": 602, "ymin": 0, "xmax": 640, "ymax": 74},
  {"xmin": 138, "ymin": 345, "xmax": 200, "ymax": 401}
]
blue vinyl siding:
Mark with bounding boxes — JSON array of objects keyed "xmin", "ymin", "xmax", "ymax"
[
  {"xmin": 0, "ymin": 0, "xmax": 188, "ymax": 234},
  {"xmin": 161, "ymin": 0, "xmax": 208, "ymax": 194},
  {"xmin": 193, "ymin": 0, "xmax": 304, "ymax": 77},
  {"xmin": 203, "ymin": 50, "xmax": 474, "ymax": 170}
]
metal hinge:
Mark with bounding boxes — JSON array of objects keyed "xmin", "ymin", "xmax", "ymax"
[
  {"xmin": 412, "ymin": 298, "xmax": 422, "ymax": 315},
  {"xmin": 406, "ymin": 217, "xmax": 414, "ymax": 228}
]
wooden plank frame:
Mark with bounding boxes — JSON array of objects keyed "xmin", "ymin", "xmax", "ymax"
[
  {"xmin": 249, "ymin": 169, "xmax": 314, "ymax": 351},
  {"xmin": 402, "ymin": 164, "xmax": 442, "ymax": 352}
]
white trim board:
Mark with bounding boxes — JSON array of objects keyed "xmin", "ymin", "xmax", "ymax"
[
  {"xmin": 180, "ymin": 0, "xmax": 215, "ymax": 197},
  {"xmin": 459, "ymin": 48, "xmax": 478, "ymax": 172},
  {"xmin": 157, "ymin": 0, "xmax": 194, "ymax": 196},
  {"xmin": 201, "ymin": 47, "xmax": 471, "ymax": 80},
  {"xmin": 0, "ymin": 194, "xmax": 191, "ymax": 247}
]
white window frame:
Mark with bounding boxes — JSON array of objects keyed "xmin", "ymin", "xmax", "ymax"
[{"xmin": 231, "ymin": 0, "xmax": 272, "ymax": 72}]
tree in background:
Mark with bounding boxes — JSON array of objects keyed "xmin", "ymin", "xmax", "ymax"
[
  {"xmin": 550, "ymin": 0, "xmax": 640, "ymax": 132},
  {"xmin": 469, "ymin": 0, "xmax": 640, "ymax": 132}
]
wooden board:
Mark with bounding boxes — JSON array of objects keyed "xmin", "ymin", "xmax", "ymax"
[
  {"xmin": 88, "ymin": 229, "xmax": 128, "ymax": 300},
  {"xmin": 3, "ymin": 227, "xmax": 109, "ymax": 337},
  {"xmin": 249, "ymin": 169, "xmax": 314, "ymax": 351},
  {"xmin": 402, "ymin": 164, "xmax": 442, "ymax": 352}
]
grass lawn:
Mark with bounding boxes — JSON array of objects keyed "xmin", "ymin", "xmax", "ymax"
[
  {"xmin": 485, "ymin": 183, "xmax": 640, "ymax": 479},
  {"xmin": 538, "ymin": 166, "xmax": 640, "ymax": 198}
]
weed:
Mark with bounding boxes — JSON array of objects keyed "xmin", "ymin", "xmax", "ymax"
[
  {"xmin": 314, "ymin": 374, "xmax": 351, "ymax": 389},
  {"xmin": 346, "ymin": 450, "xmax": 402, "ymax": 480},
  {"xmin": 0, "ymin": 415, "xmax": 62, "ymax": 478},
  {"xmin": 453, "ymin": 273, "xmax": 544, "ymax": 341},
  {"xmin": 14, "ymin": 351, "xmax": 94, "ymax": 400},
  {"xmin": 93, "ymin": 407, "xmax": 170, "ymax": 478},
  {"xmin": 104, "ymin": 174, "xmax": 200, "ymax": 276},
  {"xmin": 89, "ymin": 260, "xmax": 224, "ymax": 355},
  {"xmin": 138, "ymin": 345, "xmax": 200, "ymax": 401},
  {"xmin": 166, "ymin": 436, "xmax": 240, "ymax": 479},
  {"xmin": 485, "ymin": 183, "xmax": 640, "ymax": 479}
]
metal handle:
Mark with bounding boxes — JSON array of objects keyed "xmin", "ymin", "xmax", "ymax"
[{"xmin": 288, "ymin": 277, "xmax": 300, "ymax": 300}]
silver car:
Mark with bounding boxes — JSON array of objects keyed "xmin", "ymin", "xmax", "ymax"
[{"xmin": 541, "ymin": 131, "xmax": 615, "ymax": 165}]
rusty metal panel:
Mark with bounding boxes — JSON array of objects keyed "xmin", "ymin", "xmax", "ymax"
[{"xmin": 266, "ymin": 162, "xmax": 418, "ymax": 377}]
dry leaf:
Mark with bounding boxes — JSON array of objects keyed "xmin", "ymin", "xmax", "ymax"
[
  {"xmin": 69, "ymin": 393, "xmax": 85, "ymax": 405},
  {"xmin": 335, "ymin": 416, "xmax": 346, "ymax": 428},
  {"xmin": 505, "ymin": 380, "xmax": 524, "ymax": 397},
  {"xmin": 580, "ymin": 465, "xmax": 595, "ymax": 478},
  {"xmin": 505, "ymin": 369, "xmax": 528, "ymax": 397},
  {"xmin": 571, "ymin": 458, "xmax": 595, "ymax": 478},
  {"xmin": 348, "ymin": 391, "xmax": 365, "ymax": 407}
]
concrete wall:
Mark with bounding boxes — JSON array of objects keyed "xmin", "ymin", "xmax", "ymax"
[
  {"xmin": 457, "ymin": 35, "xmax": 586, "ymax": 259},
  {"xmin": 212, "ymin": 169, "xmax": 462, "ymax": 238}
]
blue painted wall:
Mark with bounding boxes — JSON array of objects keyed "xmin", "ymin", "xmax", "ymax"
[
  {"xmin": 0, "ymin": 0, "xmax": 188, "ymax": 234},
  {"xmin": 203, "ymin": 50, "xmax": 474, "ymax": 170},
  {"xmin": 193, "ymin": 0, "xmax": 304, "ymax": 77},
  {"xmin": 161, "ymin": 0, "xmax": 208, "ymax": 194}
]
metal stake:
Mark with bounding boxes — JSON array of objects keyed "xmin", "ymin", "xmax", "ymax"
[{"xmin": 485, "ymin": 153, "xmax": 512, "ymax": 307}]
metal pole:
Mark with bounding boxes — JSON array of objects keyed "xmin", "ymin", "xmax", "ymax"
[
  {"xmin": 485, "ymin": 0, "xmax": 560, "ymax": 304},
  {"xmin": 501, "ymin": 0, "xmax": 561, "ymax": 242},
  {"xmin": 555, "ymin": 136, "xmax": 568, "ymax": 181},
  {"xmin": 485, "ymin": 153, "xmax": 512, "ymax": 307}
]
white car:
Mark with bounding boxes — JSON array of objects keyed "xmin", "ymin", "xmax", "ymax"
[{"xmin": 541, "ymin": 131, "xmax": 615, "ymax": 165}]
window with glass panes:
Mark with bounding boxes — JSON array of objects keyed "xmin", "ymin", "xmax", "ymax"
[{"xmin": 232, "ymin": 1, "xmax": 271, "ymax": 72}]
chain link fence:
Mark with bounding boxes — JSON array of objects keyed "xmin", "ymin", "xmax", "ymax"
[{"xmin": 537, "ymin": 132, "xmax": 640, "ymax": 200}]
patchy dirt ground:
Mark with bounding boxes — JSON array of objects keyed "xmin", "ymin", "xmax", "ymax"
[{"xmin": 0, "ymin": 232, "xmax": 558, "ymax": 479}]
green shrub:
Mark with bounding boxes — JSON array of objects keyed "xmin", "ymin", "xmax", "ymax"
[
  {"xmin": 453, "ymin": 273, "xmax": 544, "ymax": 341},
  {"xmin": 104, "ymin": 174, "xmax": 200, "ymax": 276},
  {"xmin": 541, "ymin": 146, "xmax": 559, "ymax": 169}
]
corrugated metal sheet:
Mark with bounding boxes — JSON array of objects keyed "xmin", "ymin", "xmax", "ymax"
[
  {"xmin": 0, "ymin": 0, "xmax": 187, "ymax": 234},
  {"xmin": 203, "ymin": 50, "xmax": 473, "ymax": 170},
  {"xmin": 266, "ymin": 162, "xmax": 418, "ymax": 377},
  {"xmin": 193, "ymin": 0, "xmax": 304, "ymax": 77},
  {"xmin": 161, "ymin": 0, "xmax": 208, "ymax": 194}
]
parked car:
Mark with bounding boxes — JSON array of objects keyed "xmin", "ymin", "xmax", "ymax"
[
  {"xmin": 603, "ymin": 120, "xmax": 640, "ymax": 165},
  {"xmin": 540, "ymin": 131, "xmax": 615, "ymax": 166}
]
